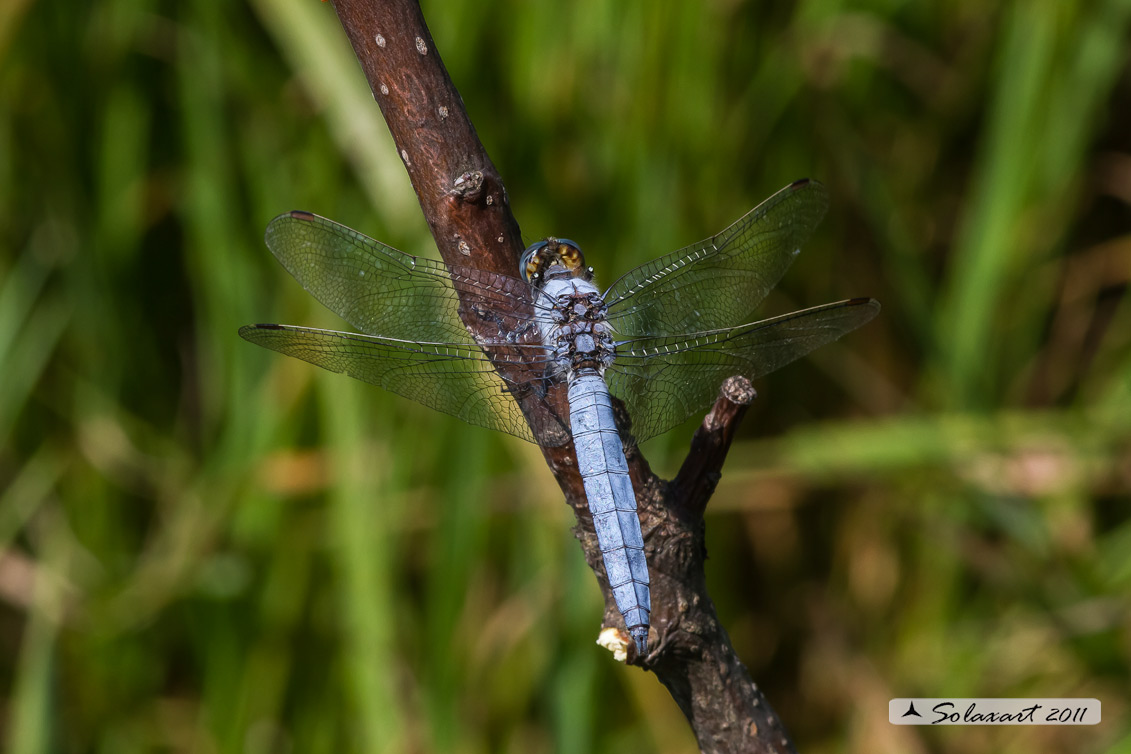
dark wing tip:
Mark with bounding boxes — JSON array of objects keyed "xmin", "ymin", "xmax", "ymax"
[
  {"xmin": 848, "ymin": 296, "xmax": 882, "ymax": 311},
  {"xmin": 264, "ymin": 210, "xmax": 316, "ymax": 236},
  {"xmin": 264, "ymin": 210, "xmax": 316, "ymax": 245},
  {"xmin": 789, "ymin": 176, "xmax": 827, "ymax": 190},
  {"xmin": 238, "ymin": 323, "xmax": 285, "ymax": 338},
  {"xmin": 785, "ymin": 177, "xmax": 827, "ymax": 205},
  {"xmin": 844, "ymin": 297, "xmax": 882, "ymax": 321}
]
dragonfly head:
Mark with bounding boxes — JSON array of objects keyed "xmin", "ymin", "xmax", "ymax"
[{"xmin": 521, "ymin": 237, "xmax": 591, "ymax": 285}]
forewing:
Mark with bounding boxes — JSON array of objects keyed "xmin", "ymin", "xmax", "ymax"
[
  {"xmin": 605, "ymin": 298, "xmax": 880, "ymax": 443},
  {"xmin": 603, "ymin": 180, "xmax": 829, "ymax": 338},
  {"xmin": 239, "ymin": 324, "xmax": 570, "ymax": 446},
  {"xmin": 264, "ymin": 211, "xmax": 543, "ymax": 345}
]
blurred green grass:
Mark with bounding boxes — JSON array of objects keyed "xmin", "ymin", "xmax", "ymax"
[{"xmin": 2, "ymin": 0, "xmax": 1130, "ymax": 752}]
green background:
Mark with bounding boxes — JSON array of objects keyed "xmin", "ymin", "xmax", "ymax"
[{"xmin": 3, "ymin": 1, "xmax": 1130, "ymax": 752}]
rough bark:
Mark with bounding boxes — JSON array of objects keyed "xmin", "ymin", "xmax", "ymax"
[{"xmin": 327, "ymin": 2, "xmax": 797, "ymax": 751}]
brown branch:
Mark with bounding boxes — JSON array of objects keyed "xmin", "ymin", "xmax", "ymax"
[
  {"xmin": 327, "ymin": 2, "xmax": 796, "ymax": 751},
  {"xmin": 329, "ymin": 0, "xmax": 522, "ymax": 278},
  {"xmin": 673, "ymin": 376, "xmax": 758, "ymax": 517}
]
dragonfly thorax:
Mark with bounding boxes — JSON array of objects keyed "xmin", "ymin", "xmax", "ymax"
[{"xmin": 538, "ymin": 279, "xmax": 616, "ymax": 377}]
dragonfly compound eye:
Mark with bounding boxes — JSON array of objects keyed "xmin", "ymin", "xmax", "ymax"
[
  {"xmin": 520, "ymin": 240, "xmax": 549, "ymax": 282},
  {"xmin": 554, "ymin": 239, "xmax": 585, "ymax": 273},
  {"xmin": 520, "ymin": 238, "xmax": 587, "ymax": 282}
]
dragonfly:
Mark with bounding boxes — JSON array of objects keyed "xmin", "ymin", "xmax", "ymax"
[{"xmin": 240, "ymin": 178, "xmax": 880, "ymax": 657}]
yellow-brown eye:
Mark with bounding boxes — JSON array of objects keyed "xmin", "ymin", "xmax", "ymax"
[
  {"xmin": 519, "ymin": 238, "xmax": 587, "ymax": 283},
  {"xmin": 520, "ymin": 240, "xmax": 550, "ymax": 282}
]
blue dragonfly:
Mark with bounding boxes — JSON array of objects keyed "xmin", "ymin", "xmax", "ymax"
[{"xmin": 240, "ymin": 179, "xmax": 880, "ymax": 656}]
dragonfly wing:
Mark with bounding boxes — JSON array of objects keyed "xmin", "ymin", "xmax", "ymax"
[
  {"xmin": 239, "ymin": 324, "xmax": 570, "ymax": 446},
  {"xmin": 603, "ymin": 179, "xmax": 829, "ymax": 338},
  {"xmin": 605, "ymin": 298, "xmax": 880, "ymax": 443},
  {"xmin": 264, "ymin": 211, "xmax": 542, "ymax": 345}
]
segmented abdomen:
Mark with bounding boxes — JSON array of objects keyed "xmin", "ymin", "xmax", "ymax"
[{"xmin": 568, "ymin": 369, "xmax": 651, "ymax": 653}]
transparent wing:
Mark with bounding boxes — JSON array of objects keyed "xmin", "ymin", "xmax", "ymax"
[
  {"xmin": 603, "ymin": 179, "xmax": 829, "ymax": 338},
  {"xmin": 239, "ymin": 324, "xmax": 570, "ymax": 446},
  {"xmin": 264, "ymin": 211, "xmax": 545, "ymax": 345},
  {"xmin": 605, "ymin": 298, "xmax": 880, "ymax": 443}
]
